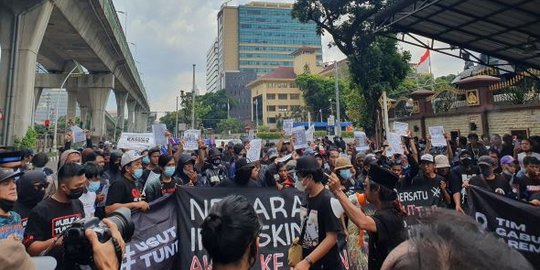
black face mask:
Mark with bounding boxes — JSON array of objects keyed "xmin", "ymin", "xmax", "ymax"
[
  {"xmin": 0, "ymin": 199, "xmax": 15, "ymax": 212},
  {"xmin": 212, "ymin": 159, "xmax": 221, "ymax": 166},
  {"xmin": 67, "ymin": 188, "xmax": 84, "ymax": 200},
  {"xmin": 480, "ymin": 165, "xmax": 493, "ymax": 178}
]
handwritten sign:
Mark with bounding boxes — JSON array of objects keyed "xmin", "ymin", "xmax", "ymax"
[
  {"xmin": 283, "ymin": 119, "xmax": 294, "ymax": 136},
  {"xmin": 152, "ymin": 124, "xmax": 168, "ymax": 146},
  {"xmin": 393, "ymin": 122, "xmax": 409, "ymax": 137},
  {"xmin": 429, "ymin": 126, "xmax": 446, "ymax": 147},
  {"xmin": 183, "ymin": 129, "xmax": 200, "ymax": 151},
  {"xmin": 354, "ymin": 131, "xmax": 369, "ymax": 152},
  {"xmin": 292, "ymin": 126, "xmax": 308, "ymax": 150},
  {"xmin": 117, "ymin": 133, "xmax": 156, "ymax": 150},
  {"xmin": 306, "ymin": 125, "xmax": 315, "ymax": 143},
  {"xmin": 246, "ymin": 139, "xmax": 262, "ymax": 162},
  {"xmin": 71, "ymin": 125, "xmax": 86, "ymax": 143},
  {"xmin": 388, "ymin": 132, "xmax": 404, "ymax": 155}
]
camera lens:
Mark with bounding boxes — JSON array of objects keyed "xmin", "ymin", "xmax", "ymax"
[{"xmin": 106, "ymin": 207, "xmax": 135, "ymax": 242}]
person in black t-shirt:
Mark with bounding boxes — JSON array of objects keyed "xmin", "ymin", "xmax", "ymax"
[
  {"xmin": 105, "ymin": 150, "xmax": 150, "ymax": 215},
  {"xmin": 516, "ymin": 156, "xmax": 540, "ymax": 206},
  {"xmin": 140, "ymin": 147, "xmax": 161, "ymax": 186},
  {"xmin": 450, "ymin": 150, "xmax": 480, "ymax": 213},
  {"xmin": 467, "ymin": 156, "xmax": 510, "ymax": 195},
  {"xmin": 13, "ymin": 170, "xmax": 48, "ymax": 223},
  {"xmin": 216, "ymin": 158, "xmax": 261, "ymax": 188},
  {"xmin": 408, "ymin": 154, "xmax": 450, "ymax": 207},
  {"xmin": 293, "ymin": 156, "xmax": 343, "ymax": 270},
  {"xmin": 329, "ymin": 164, "xmax": 406, "ymax": 270},
  {"xmin": 144, "ymin": 154, "xmax": 182, "ymax": 202},
  {"xmin": 23, "ymin": 163, "xmax": 86, "ymax": 269}
]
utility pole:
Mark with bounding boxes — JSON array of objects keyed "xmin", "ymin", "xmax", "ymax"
[
  {"xmin": 175, "ymin": 96, "xmax": 179, "ymax": 137},
  {"xmin": 334, "ymin": 61, "xmax": 341, "ymax": 137},
  {"xmin": 191, "ymin": 64, "xmax": 196, "ymax": 130},
  {"xmin": 254, "ymin": 100, "xmax": 259, "ymax": 129}
]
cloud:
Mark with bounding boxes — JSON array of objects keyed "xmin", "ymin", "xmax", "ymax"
[{"xmin": 107, "ymin": 0, "xmax": 464, "ymax": 113}]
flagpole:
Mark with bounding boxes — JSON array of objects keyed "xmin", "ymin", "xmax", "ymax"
[{"xmin": 427, "ymin": 43, "xmax": 435, "ymax": 91}]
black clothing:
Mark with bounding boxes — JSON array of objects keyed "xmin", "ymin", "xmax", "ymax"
[
  {"xmin": 409, "ymin": 173, "xmax": 447, "ymax": 207},
  {"xmin": 469, "ymin": 175, "xmax": 510, "ymax": 194},
  {"xmin": 466, "ymin": 144, "xmax": 488, "ymax": 163},
  {"xmin": 301, "ymin": 189, "xmax": 343, "ymax": 270},
  {"xmin": 516, "ymin": 175, "xmax": 540, "ymax": 201},
  {"xmin": 144, "ymin": 175, "xmax": 182, "ymax": 203},
  {"xmin": 201, "ymin": 162, "xmax": 229, "ymax": 186},
  {"xmin": 264, "ymin": 163, "xmax": 279, "ymax": 187},
  {"xmin": 141, "ymin": 167, "xmax": 160, "ymax": 186},
  {"xmin": 105, "ymin": 175, "xmax": 144, "ymax": 206},
  {"xmin": 23, "ymin": 198, "xmax": 84, "ymax": 270},
  {"xmin": 500, "ymin": 143, "xmax": 514, "ymax": 157},
  {"xmin": 368, "ymin": 207, "xmax": 406, "ymax": 270},
  {"xmin": 449, "ymin": 165, "xmax": 480, "ymax": 195},
  {"xmin": 215, "ymin": 178, "xmax": 260, "ymax": 188}
]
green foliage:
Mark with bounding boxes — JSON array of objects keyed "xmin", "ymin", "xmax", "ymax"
[
  {"xmin": 14, "ymin": 127, "xmax": 37, "ymax": 150},
  {"xmin": 341, "ymin": 131, "xmax": 354, "ymax": 138},
  {"xmin": 257, "ymin": 125, "xmax": 270, "ymax": 132},
  {"xmin": 314, "ymin": 130, "xmax": 327, "ymax": 137},
  {"xmin": 217, "ymin": 118, "xmax": 244, "ymax": 134},
  {"xmin": 293, "ymin": 0, "xmax": 411, "ymax": 137},
  {"xmin": 256, "ymin": 132, "xmax": 282, "ymax": 140},
  {"xmin": 295, "ymin": 74, "xmax": 348, "ymax": 121},
  {"xmin": 159, "ymin": 111, "xmax": 183, "ymax": 132}
]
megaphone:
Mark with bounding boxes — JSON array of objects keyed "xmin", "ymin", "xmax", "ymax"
[{"xmin": 349, "ymin": 192, "xmax": 367, "ymax": 207}]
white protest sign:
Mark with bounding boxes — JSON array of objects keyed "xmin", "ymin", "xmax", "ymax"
[
  {"xmin": 393, "ymin": 122, "xmax": 409, "ymax": 137},
  {"xmin": 183, "ymin": 129, "xmax": 201, "ymax": 151},
  {"xmin": 117, "ymin": 133, "xmax": 156, "ymax": 150},
  {"xmin": 71, "ymin": 125, "xmax": 86, "ymax": 143},
  {"xmin": 246, "ymin": 139, "xmax": 262, "ymax": 162},
  {"xmin": 248, "ymin": 130, "xmax": 255, "ymax": 141},
  {"xmin": 354, "ymin": 131, "xmax": 369, "ymax": 152},
  {"xmin": 429, "ymin": 126, "xmax": 446, "ymax": 147},
  {"xmin": 152, "ymin": 124, "xmax": 168, "ymax": 146},
  {"xmin": 292, "ymin": 126, "xmax": 308, "ymax": 150},
  {"xmin": 283, "ymin": 119, "xmax": 294, "ymax": 136},
  {"xmin": 306, "ymin": 125, "xmax": 315, "ymax": 142},
  {"xmin": 327, "ymin": 115, "xmax": 335, "ymax": 126},
  {"xmin": 388, "ymin": 132, "xmax": 404, "ymax": 155}
]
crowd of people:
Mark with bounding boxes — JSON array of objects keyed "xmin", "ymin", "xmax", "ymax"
[{"xmin": 0, "ymin": 127, "xmax": 538, "ymax": 269}]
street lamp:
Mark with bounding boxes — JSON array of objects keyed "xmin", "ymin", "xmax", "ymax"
[
  {"xmin": 253, "ymin": 99, "xmax": 259, "ymax": 130},
  {"xmin": 333, "ymin": 61, "xmax": 341, "ymax": 136}
]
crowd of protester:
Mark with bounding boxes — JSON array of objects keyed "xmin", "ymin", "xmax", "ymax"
[{"xmin": 0, "ymin": 126, "xmax": 538, "ymax": 269}]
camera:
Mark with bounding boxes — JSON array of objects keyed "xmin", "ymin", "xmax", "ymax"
[{"xmin": 63, "ymin": 207, "xmax": 135, "ymax": 266}]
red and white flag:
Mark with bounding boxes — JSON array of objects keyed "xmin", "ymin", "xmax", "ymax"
[{"xmin": 416, "ymin": 49, "xmax": 430, "ymax": 74}]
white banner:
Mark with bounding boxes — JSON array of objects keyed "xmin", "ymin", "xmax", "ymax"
[
  {"xmin": 429, "ymin": 126, "xmax": 446, "ymax": 147},
  {"xmin": 388, "ymin": 132, "xmax": 404, "ymax": 155},
  {"xmin": 292, "ymin": 126, "xmax": 308, "ymax": 150},
  {"xmin": 283, "ymin": 119, "xmax": 294, "ymax": 136},
  {"xmin": 354, "ymin": 131, "xmax": 369, "ymax": 152},
  {"xmin": 248, "ymin": 130, "xmax": 255, "ymax": 141},
  {"xmin": 246, "ymin": 139, "xmax": 262, "ymax": 162},
  {"xmin": 71, "ymin": 125, "xmax": 86, "ymax": 143},
  {"xmin": 117, "ymin": 133, "xmax": 156, "ymax": 150},
  {"xmin": 183, "ymin": 129, "xmax": 201, "ymax": 151},
  {"xmin": 152, "ymin": 124, "xmax": 168, "ymax": 146},
  {"xmin": 306, "ymin": 125, "xmax": 315, "ymax": 143},
  {"xmin": 393, "ymin": 122, "xmax": 409, "ymax": 137}
]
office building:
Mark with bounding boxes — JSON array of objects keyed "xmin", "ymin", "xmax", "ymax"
[
  {"xmin": 34, "ymin": 89, "xmax": 80, "ymax": 125},
  {"xmin": 207, "ymin": 1, "xmax": 322, "ymax": 122},
  {"xmin": 206, "ymin": 38, "xmax": 219, "ymax": 93}
]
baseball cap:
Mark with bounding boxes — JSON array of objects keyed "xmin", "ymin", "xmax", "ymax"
[
  {"xmin": 477, "ymin": 155, "xmax": 496, "ymax": 167},
  {"xmin": 420, "ymin": 154, "xmax": 434, "ymax": 163},
  {"xmin": 500, "ymin": 155, "xmax": 515, "ymax": 165},
  {"xmin": 120, "ymin": 150, "xmax": 143, "ymax": 168},
  {"xmin": 364, "ymin": 154, "xmax": 378, "ymax": 165},
  {"xmin": 267, "ymin": 148, "xmax": 278, "ymax": 159},
  {"xmin": 434, "ymin": 155, "xmax": 451, "ymax": 169},
  {"xmin": 0, "ymin": 239, "xmax": 56, "ymax": 270},
  {"xmin": 0, "ymin": 168, "xmax": 23, "ymax": 183}
]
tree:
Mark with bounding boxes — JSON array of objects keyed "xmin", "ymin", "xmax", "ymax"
[
  {"xmin": 295, "ymin": 73, "xmax": 348, "ymax": 121},
  {"xmin": 217, "ymin": 118, "xmax": 244, "ymax": 134},
  {"xmin": 159, "ymin": 111, "xmax": 184, "ymax": 132},
  {"xmin": 14, "ymin": 127, "xmax": 37, "ymax": 149},
  {"xmin": 292, "ymin": 0, "xmax": 411, "ymax": 136}
]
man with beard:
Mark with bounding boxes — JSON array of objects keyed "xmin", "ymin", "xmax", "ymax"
[{"xmin": 450, "ymin": 151, "xmax": 480, "ymax": 213}]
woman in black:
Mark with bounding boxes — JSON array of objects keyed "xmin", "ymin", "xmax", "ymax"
[
  {"xmin": 13, "ymin": 170, "xmax": 48, "ymax": 221},
  {"xmin": 328, "ymin": 164, "xmax": 406, "ymax": 270},
  {"xmin": 144, "ymin": 154, "xmax": 182, "ymax": 202}
]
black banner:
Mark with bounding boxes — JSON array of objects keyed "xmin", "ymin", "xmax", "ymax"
[
  {"xmin": 121, "ymin": 194, "xmax": 179, "ymax": 270},
  {"xmin": 467, "ymin": 186, "xmax": 540, "ymax": 266},
  {"xmin": 176, "ymin": 187, "xmax": 305, "ymax": 270},
  {"xmin": 397, "ymin": 184, "xmax": 441, "ymax": 229}
]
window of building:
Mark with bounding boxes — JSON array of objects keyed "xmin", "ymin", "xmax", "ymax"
[
  {"xmin": 290, "ymin": 94, "xmax": 300, "ymax": 100},
  {"xmin": 278, "ymin": 94, "xmax": 288, "ymax": 100},
  {"xmin": 267, "ymin": 105, "xmax": 276, "ymax": 112},
  {"xmin": 267, "ymin": 94, "xmax": 276, "ymax": 100},
  {"xmin": 290, "ymin": 105, "xmax": 301, "ymax": 111},
  {"xmin": 278, "ymin": 105, "xmax": 288, "ymax": 112},
  {"xmin": 267, "ymin": 117, "xmax": 276, "ymax": 124}
]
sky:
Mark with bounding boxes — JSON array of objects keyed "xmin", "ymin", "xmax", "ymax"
[{"xmin": 108, "ymin": 0, "xmax": 465, "ymax": 115}]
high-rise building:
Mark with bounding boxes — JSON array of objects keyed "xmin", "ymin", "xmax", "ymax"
[
  {"xmin": 206, "ymin": 38, "xmax": 219, "ymax": 93},
  {"xmin": 34, "ymin": 89, "xmax": 80, "ymax": 125},
  {"xmin": 207, "ymin": 1, "xmax": 322, "ymax": 123}
]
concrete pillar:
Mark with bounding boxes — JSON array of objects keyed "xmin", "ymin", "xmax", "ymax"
[
  {"xmin": 88, "ymin": 88, "xmax": 110, "ymax": 140},
  {"xmin": 133, "ymin": 105, "xmax": 142, "ymax": 132},
  {"xmin": 126, "ymin": 99, "xmax": 137, "ymax": 132},
  {"xmin": 114, "ymin": 90, "xmax": 128, "ymax": 132},
  {"xmin": 80, "ymin": 106, "xmax": 89, "ymax": 129},
  {"xmin": 0, "ymin": 1, "xmax": 53, "ymax": 144},
  {"xmin": 66, "ymin": 89, "xmax": 77, "ymax": 124}
]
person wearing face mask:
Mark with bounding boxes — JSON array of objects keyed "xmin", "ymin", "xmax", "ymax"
[
  {"xmin": 141, "ymin": 147, "xmax": 162, "ymax": 187},
  {"xmin": 23, "ymin": 163, "xmax": 86, "ymax": 268},
  {"xmin": 0, "ymin": 169, "xmax": 24, "ymax": 240},
  {"xmin": 105, "ymin": 150, "xmax": 150, "ymax": 215},
  {"xmin": 78, "ymin": 162, "xmax": 102, "ymax": 218},
  {"xmin": 103, "ymin": 150, "xmax": 123, "ymax": 183},
  {"xmin": 217, "ymin": 158, "xmax": 261, "ymax": 187},
  {"xmin": 449, "ymin": 150, "xmax": 480, "ymax": 214},
  {"xmin": 13, "ymin": 171, "xmax": 48, "ymax": 223},
  {"xmin": 334, "ymin": 157, "xmax": 355, "ymax": 193},
  {"xmin": 201, "ymin": 148, "xmax": 230, "ymax": 186},
  {"xmin": 175, "ymin": 154, "xmax": 208, "ymax": 187},
  {"xmin": 144, "ymin": 154, "xmax": 182, "ymax": 202},
  {"xmin": 500, "ymin": 156, "xmax": 518, "ymax": 199},
  {"xmin": 466, "ymin": 156, "xmax": 510, "ymax": 196}
]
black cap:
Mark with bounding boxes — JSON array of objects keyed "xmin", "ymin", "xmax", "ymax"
[
  {"xmin": 296, "ymin": 156, "xmax": 318, "ymax": 173},
  {"xmin": 0, "ymin": 151, "xmax": 22, "ymax": 165},
  {"xmin": 0, "ymin": 169, "xmax": 23, "ymax": 183},
  {"xmin": 235, "ymin": 158, "xmax": 256, "ymax": 173},
  {"xmin": 368, "ymin": 165, "xmax": 399, "ymax": 190},
  {"xmin": 179, "ymin": 154, "xmax": 195, "ymax": 166}
]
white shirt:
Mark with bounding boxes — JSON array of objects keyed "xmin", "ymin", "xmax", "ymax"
[{"xmin": 79, "ymin": 191, "xmax": 97, "ymax": 218}]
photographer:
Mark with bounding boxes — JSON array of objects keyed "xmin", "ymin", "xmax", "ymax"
[{"xmin": 23, "ymin": 163, "xmax": 86, "ymax": 269}]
